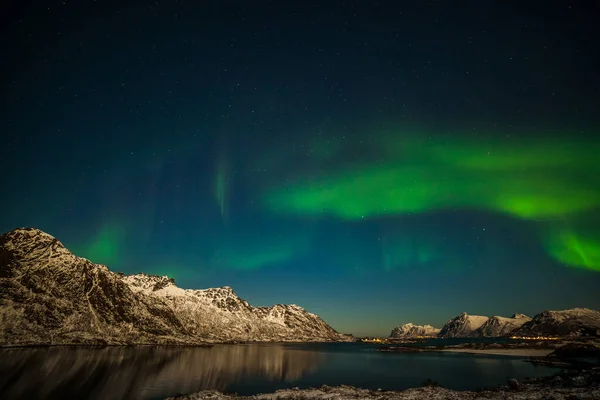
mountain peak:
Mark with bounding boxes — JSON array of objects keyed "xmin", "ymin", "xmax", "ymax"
[
  {"xmin": 439, "ymin": 312, "xmax": 489, "ymax": 338},
  {"xmin": 1, "ymin": 227, "xmax": 78, "ymax": 279},
  {"xmin": 122, "ymin": 273, "xmax": 177, "ymax": 292},
  {"xmin": 5, "ymin": 227, "xmax": 52, "ymax": 236},
  {"xmin": 202, "ymin": 285, "xmax": 237, "ymax": 297},
  {"xmin": 473, "ymin": 314, "xmax": 532, "ymax": 337},
  {"xmin": 390, "ymin": 323, "xmax": 440, "ymax": 338},
  {"xmin": 1, "ymin": 227, "xmax": 65, "ymax": 248}
]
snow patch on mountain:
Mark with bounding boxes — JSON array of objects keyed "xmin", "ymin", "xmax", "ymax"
[
  {"xmin": 389, "ymin": 323, "xmax": 440, "ymax": 338},
  {"xmin": 473, "ymin": 314, "xmax": 531, "ymax": 337},
  {"xmin": 438, "ymin": 312, "xmax": 489, "ymax": 338}
]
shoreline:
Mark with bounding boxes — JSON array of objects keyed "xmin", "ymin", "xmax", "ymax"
[
  {"xmin": 165, "ymin": 368, "xmax": 600, "ymax": 400},
  {"xmin": 0, "ymin": 339, "xmax": 355, "ymax": 350},
  {"xmin": 0, "ymin": 343, "xmax": 214, "ymax": 350},
  {"xmin": 440, "ymin": 348, "xmax": 554, "ymax": 357}
]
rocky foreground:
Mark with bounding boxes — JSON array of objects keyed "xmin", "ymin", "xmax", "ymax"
[{"xmin": 166, "ymin": 368, "xmax": 600, "ymax": 400}]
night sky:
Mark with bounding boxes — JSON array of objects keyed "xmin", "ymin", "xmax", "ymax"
[{"xmin": 2, "ymin": 1, "xmax": 599, "ymax": 336}]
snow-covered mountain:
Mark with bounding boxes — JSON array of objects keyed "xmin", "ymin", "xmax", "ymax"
[
  {"xmin": 121, "ymin": 273, "xmax": 349, "ymax": 342},
  {"xmin": 0, "ymin": 228, "xmax": 350, "ymax": 346},
  {"xmin": 389, "ymin": 323, "xmax": 440, "ymax": 338},
  {"xmin": 438, "ymin": 312, "xmax": 489, "ymax": 338},
  {"xmin": 512, "ymin": 308, "xmax": 600, "ymax": 338},
  {"xmin": 473, "ymin": 313, "xmax": 532, "ymax": 337}
]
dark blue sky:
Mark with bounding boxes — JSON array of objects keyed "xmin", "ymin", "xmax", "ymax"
[{"xmin": 2, "ymin": 0, "xmax": 599, "ymax": 336}]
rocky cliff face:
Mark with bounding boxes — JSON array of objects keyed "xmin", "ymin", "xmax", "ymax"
[
  {"xmin": 512, "ymin": 308, "xmax": 600, "ymax": 338},
  {"xmin": 0, "ymin": 228, "xmax": 350, "ymax": 346},
  {"xmin": 438, "ymin": 312, "xmax": 489, "ymax": 338},
  {"xmin": 473, "ymin": 313, "xmax": 531, "ymax": 337},
  {"xmin": 122, "ymin": 274, "xmax": 348, "ymax": 342},
  {"xmin": 389, "ymin": 323, "xmax": 440, "ymax": 338}
]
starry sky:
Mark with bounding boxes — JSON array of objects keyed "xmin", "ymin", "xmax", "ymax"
[{"xmin": 1, "ymin": 1, "xmax": 599, "ymax": 336}]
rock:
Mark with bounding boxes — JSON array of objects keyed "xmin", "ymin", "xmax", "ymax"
[
  {"xmin": 570, "ymin": 375, "xmax": 586, "ymax": 387},
  {"xmin": 548, "ymin": 343, "xmax": 600, "ymax": 360}
]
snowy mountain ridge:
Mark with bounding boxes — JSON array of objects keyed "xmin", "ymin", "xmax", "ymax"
[
  {"xmin": 121, "ymin": 273, "xmax": 325, "ymax": 334},
  {"xmin": 438, "ymin": 312, "xmax": 489, "ymax": 338},
  {"xmin": 413, "ymin": 309, "xmax": 599, "ymax": 338},
  {"xmin": 473, "ymin": 314, "xmax": 531, "ymax": 337},
  {"xmin": 512, "ymin": 308, "xmax": 600, "ymax": 337},
  {"xmin": 389, "ymin": 323, "xmax": 440, "ymax": 338},
  {"xmin": 0, "ymin": 228, "xmax": 350, "ymax": 346}
]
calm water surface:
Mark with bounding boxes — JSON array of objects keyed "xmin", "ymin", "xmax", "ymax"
[{"xmin": 0, "ymin": 342, "xmax": 558, "ymax": 400}]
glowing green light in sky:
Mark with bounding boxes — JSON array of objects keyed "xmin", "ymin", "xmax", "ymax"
[
  {"xmin": 263, "ymin": 133, "xmax": 600, "ymax": 221},
  {"xmin": 544, "ymin": 229, "xmax": 600, "ymax": 271},
  {"xmin": 211, "ymin": 230, "xmax": 311, "ymax": 270},
  {"xmin": 213, "ymin": 248, "xmax": 300, "ymax": 270},
  {"xmin": 77, "ymin": 223, "xmax": 125, "ymax": 265},
  {"xmin": 259, "ymin": 130, "xmax": 600, "ymax": 271},
  {"xmin": 380, "ymin": 231, "xmax": 439, "ymax": 271}
]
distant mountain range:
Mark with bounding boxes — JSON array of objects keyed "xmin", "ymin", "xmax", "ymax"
[
  {"xmin": 514, "ymin": 308, "xmax": 600, "ymax": 337},
  {"xmin": 390, "ymin": 309, "xmax": 600, "ymax": 339},
  {"xmin": 0, "ymin": 228, "xmax": 351, "ymax": 346},
  {"xmin": 438, "ymin": 312, "xmax": 532, "ymax": 338}
]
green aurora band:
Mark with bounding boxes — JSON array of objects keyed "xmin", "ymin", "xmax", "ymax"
[
  {"xmin": 543, "ymin": 229, "xmax": 600, "ymax": 272},
  {"xmin": 75, "ymin": 223, "xmax": 126, "ymax": 266},
  {"xmin": 263, "ymin": 132, "xmax": 600, "ymax": 270},
  {"xmin": 211, "ymin": 232, "xmax": 311, "ymax": 270}
]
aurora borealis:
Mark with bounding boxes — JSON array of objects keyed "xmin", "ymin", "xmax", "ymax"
[
  {"xmin": 2, "ymin": 1, "xmax": 599, "ymax": 336},
  {"xmin": 265, "ymin": 134, "xmax": 600, "ymax": 221},
  {"xmin": 264, "ymin": 134, "xmax": 600, "ymax": 272}
]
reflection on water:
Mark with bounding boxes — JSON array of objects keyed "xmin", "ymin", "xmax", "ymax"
[
  {"xmin": 0, "ymin": 344, "xmax": 322, "ymax": 400},
  {"xmin": 0, "ymin": 343, "xmax": 558, "ymax": 400}
]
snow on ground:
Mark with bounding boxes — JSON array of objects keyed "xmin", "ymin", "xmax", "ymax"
[{"xmin": 166, "ymin": 384, "xmax": 600, "ymax": 400}]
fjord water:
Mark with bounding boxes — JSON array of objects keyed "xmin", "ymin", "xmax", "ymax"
[{"xmin": 0, "ymin": 342, "xmax": 557, "ymax": 400}]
